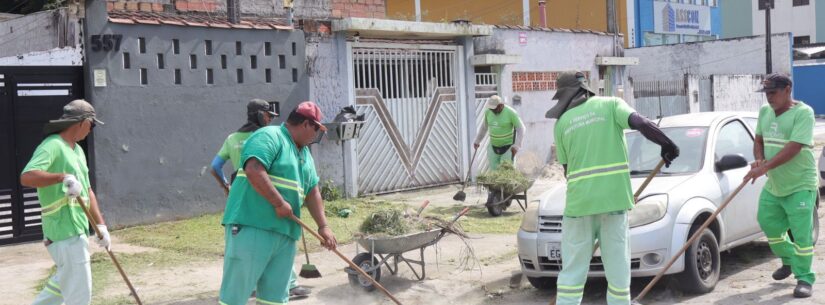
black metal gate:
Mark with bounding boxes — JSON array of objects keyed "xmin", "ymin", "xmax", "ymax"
[{"xmin": 0, "ymin": 66, "xmax": 86, "ymax": 245}]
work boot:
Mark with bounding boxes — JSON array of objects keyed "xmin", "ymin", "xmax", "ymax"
[
  {"xmin": 772, "ymin": 265, "xmax": 792, "ymax": 280},
  {"xmin": 289, "ymin": 286, "xmax": 311, "ymax": 297},
  {"xmin": 794, "ymin": 281, "xmax": 812, "ymax": 298}
]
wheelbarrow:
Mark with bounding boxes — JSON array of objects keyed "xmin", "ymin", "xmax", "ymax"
[
  {"xmin": 479, "ymin": 178, "xmax": 535, "ymax": 217},
  {"xmin": 345, "ymin": 207, "xmax": 470, "ymax": 291}
]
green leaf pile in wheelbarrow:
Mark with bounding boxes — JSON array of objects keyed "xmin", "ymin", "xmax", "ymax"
[
  {"xmin": 359, "ymin": 208, "xmax": 432, "ymax": 237},
  {"xmin": 477, "ymin": 161, "xmax": 532, "ymax": 195}
]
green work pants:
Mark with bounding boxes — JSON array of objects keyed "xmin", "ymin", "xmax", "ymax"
[
  {"xmin": 557, "ymin": 211, "xmax": 631, "ymax": 305},
  {"xmin": 219, "ymin": 225, "xmax": 296, "ymax": 305},
  {"xmin": 757, "ymin": 189, "xmax": 816, "ymax": 284},
  {"xmin": 487, "ymin": 145, "xmax": 513, "ymax": 171},
  {"xmin": 31, "ymin": 235, "xmax": 92, "ymax": 305}
]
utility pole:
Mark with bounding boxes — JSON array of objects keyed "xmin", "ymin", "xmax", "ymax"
[
  {"xmin": 606, "ymin": 0, "xmax": 620, "ymax": 96},
  {"xmin": 765, "ymin": 0, "xmax": 772, "ymax": 74}
]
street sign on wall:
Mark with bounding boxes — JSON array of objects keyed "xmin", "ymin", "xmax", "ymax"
[{"xmin": 653, "ymin": 2, "xmax": 711, "ymax": 36}]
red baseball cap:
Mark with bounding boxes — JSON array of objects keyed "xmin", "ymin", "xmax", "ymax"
[{"xmin": 296, "ymin": 101, "xmax": 327, "ymax": 131}]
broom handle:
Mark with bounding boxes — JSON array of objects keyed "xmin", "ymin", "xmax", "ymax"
[
  {"xmin": 461, "ymin": 148, "xmax": 480, "ymax": 189},
  {"xmin": 289, "ymin": 215, "xmax": 403, "ymax": 305},
  {"xmin": 548, "ymin": 159, "xmax": 665, "ymax": 305},
  {"xmin": 76, "ymin": 197, "xmax": 143, "ymax": 305},
  {"xmin": 301, "ymin": 228, "xmax": 311, "ymax": 263},
  {"xmin": 634, "ymin": 159, "xmax": 666, "ymax": 201},
  {"xmin": 633, "ymin": 180, "xmax": 748, "ymax": 303}
]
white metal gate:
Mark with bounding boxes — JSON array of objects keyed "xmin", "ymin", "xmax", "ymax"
[
  {"xmin": 473, "ymin": 73, "xmax": 498, "ymax": 174},
  {"xmin": 352, "ymin": 44, "xmax": 463, "ymax": 194}
]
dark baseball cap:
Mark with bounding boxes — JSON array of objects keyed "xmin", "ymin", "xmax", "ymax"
[
  {"xmin": 43, "ymin": 99, "xmax": 104, "ymax": 134},
  {"xmin": 248, "ymin": 98, "xmax": 277, "ymax": 116},
  {"xmin": 757, "ymin": 73, "xmax": 793, "ymax": 92}
]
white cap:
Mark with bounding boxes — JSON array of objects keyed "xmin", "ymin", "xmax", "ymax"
[{"xmin": 485, "ymin": 95, "xmax": 503, "ymax": 109}]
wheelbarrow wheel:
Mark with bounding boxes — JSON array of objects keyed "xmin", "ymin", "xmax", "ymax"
[
  {"xmin": 486, "ymin": 191, "xmax": 509, "ymax": 217},
  {"xmin": 348, "ymin": 253, "xmax": 381, "ymax": 292}
]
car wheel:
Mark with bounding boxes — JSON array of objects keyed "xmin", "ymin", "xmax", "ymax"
[
  {"xmin": 674, "ymin": 227, "xmax": 720, "ymax": 294},
  {"xmin": 526, "ymin": 276, "xmax": 557, "ymax": 290},
  {"xmin": 348, "ymin": 253, "xmax": 381, "ymax": 292}
]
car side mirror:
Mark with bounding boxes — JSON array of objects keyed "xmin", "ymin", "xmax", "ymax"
[{"xmin": 715, "ymin": 154, "xmax": 749, "ymax": 172}]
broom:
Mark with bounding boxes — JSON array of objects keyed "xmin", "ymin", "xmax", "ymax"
[{"xmin": 298, "ymin": 228, "xmax": 322, "ymax": 278}]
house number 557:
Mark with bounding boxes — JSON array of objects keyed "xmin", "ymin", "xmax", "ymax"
[{"xmin": 90, "ymin": 34, "xmax": 123, "ymax": 52}]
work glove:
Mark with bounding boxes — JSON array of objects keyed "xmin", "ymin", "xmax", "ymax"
[
  {"xmin": 96, "ymin": 224, "xmax": 111, "ymax": 251},
  {"xmin": 660, "ymin": 143, "xmax": 680, "ymax": 168},
  {"xmin": 63, "ymin": 174, "xmax": 82, "ymax": 198}
]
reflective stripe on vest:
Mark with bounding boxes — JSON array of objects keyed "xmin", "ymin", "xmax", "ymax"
[
  {"xmin": 40, "ymin": 196, "xmax": 89, "ymax": 218},
  {"xmin": 236, "ymin": 169, "xmax": 305, "ymax": 197},
  {"xmin": 566, "ymin": 162, "xmax": 630, "ymax": 184},
  {"xmin": 763, "ymin": 137, "xmax": 813, "ymax": 151}
]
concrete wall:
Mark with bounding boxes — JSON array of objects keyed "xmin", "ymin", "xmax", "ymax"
[
  {"xmin": 0, "ymin": 47, "xmax": 82, "ymax": 66},
  {"xmin": 84, "ymin": 1, "xmax": 310, "ymax": 227},
  {"xmin": 306, "ymin": 33, "xmax": 349, "ymax": 189},
  {"xmin": 626, "ymin": 33, "xmax": 793, "ymax": 81},
  {"xmin": 711, "ymin": 74, "xmax": 766, "ymax": 112},
  {"xmin": 386, "ymin": 0, "xmax": 634, "ymax": 46},
  {"xmin": 0, "ymin": 9, "xmax": 79, "ymax": 59},
  {"xmin": 474, "ymin": 28, "xmax": 620, "ymax": 166},
  {"xmin": 752, "ymin": 0, "xmax": 818, "ymax": 43},
  {"xmin": 794, "ymin": 63, "xmax": 825, "ymax": 114},
  {"xmin": 721, "ymin": 0, "xmax": 753, "ymax": 39},
  {"xmin": 216, "ymin": 0, "xmax": 332, "ymax": 19}
]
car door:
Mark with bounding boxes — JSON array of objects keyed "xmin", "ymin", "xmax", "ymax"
[{"xmin": 714, "ymin": 119, "xmax": 765, "ymax": 242}]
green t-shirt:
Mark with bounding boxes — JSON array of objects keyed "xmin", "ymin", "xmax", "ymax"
[
  {"xmin": 222, "ymin": 125, "xmax": 320, "ymax": 240},
  {"xmin": 485, "ymin": 105, "xmax": 523, "ymax": 147},
  {"xmin": 554, "ymin": 97, "xmax": 635, "ymax": 217},
  {"xmin": 217, "ymin": 132, "xmax": 252, "ymax": 169},
  {"xmin": 755, "ymin": 102, "xmax": 818, "ymax": 197},
  {"xmin": 22, "ymin": 134, "xmax": 91, "ymax": 242}
]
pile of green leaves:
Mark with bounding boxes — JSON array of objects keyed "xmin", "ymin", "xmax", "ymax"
[
  {"xmin": 359, "ymin": 208, "xmax": 430, "ymax": 237},
  {"xmin": 477, "ymin": 161, "xmax": 532, "ymax": 194}
]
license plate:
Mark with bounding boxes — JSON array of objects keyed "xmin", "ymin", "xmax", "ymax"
[{"xmin": 546, "ymin": 242, "xmax": 562, "ymax": 260}]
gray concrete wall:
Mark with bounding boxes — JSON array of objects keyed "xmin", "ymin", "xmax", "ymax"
[
  {"xmin": 306, "ymin": 33, "xmax": 348, "ymax": 190},
  {"xmin": 84, "ymin": 1, "xmax": 309, "ymax": 227},
  {"xmin": 0, "ymin": 47, "xmax": 82, "ymax": 65},
  {"xmin": 0, "ymin": 9, "xmax": 79, "ymax": 59},
  {"xmin": 712, "ymin": 74, "xmax": 766, "ymax": 112},
  {"xmin": 474, "ymin": 29, "xmax": 621, "ymax": 166},
  {"xmin": 626, "ymin": 33, "xmax": 793, "ymax": 81}
]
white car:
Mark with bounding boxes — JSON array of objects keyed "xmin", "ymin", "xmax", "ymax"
[{"xmin": 518, "ymin": 112, "xmax": 820, "ymax": 293}]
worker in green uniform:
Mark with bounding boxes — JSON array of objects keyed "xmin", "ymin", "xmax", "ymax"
[
  {"xmin": 744, "ymin": 73, "xmax": 817, "ymax": 298},
  {"xmin": 474, "ymin": 95, "xmax": 526, "ymax": 206},
  {"xmin": 219, "ymin": 101, "xmax": 336, "ymax": 305},
  {"xmin": 473, "ymin": 95, "xmax": 526, "ymax": 171},
  {"xmin": 547, "ymin": 72, "xmax": 679, "ymax": 305},
  {"xmin": 210, "ymin": 99, "xmax": 310, "ymax": 298},
  {"xmin": 23, "ymin": 99, "xmax": 110, "ymax": 305},
  {"xmin": 210, "ymin": 99, "xmax": 277, "ymax": 196}
]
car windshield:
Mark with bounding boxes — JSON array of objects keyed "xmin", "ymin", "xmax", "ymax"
[{"xmin": 626, "ymin": 127, "xmax": 707, "ymax": 176}]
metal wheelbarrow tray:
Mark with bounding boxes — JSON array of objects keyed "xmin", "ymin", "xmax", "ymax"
[{"xmin": 345, "ymin": 229, "xmax": 448, "ymax": 291}]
